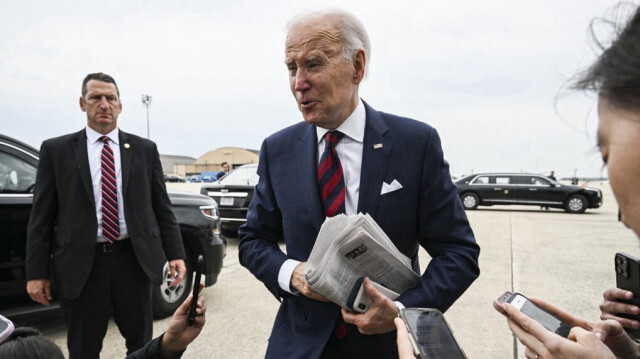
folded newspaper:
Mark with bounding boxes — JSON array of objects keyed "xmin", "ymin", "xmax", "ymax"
[{"xmin": 304, "ymin": 213, "xmax": 420, "ymax": 308}]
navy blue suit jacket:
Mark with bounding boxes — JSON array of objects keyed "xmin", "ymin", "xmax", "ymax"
[{"xmin": 238, "ymin": 102, "xmax": 480, "ymax": 359}]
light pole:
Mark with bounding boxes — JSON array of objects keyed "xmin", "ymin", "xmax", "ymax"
[{"xmin": 141, "ymin": 94, "xmax": 152, "ymax": 139}]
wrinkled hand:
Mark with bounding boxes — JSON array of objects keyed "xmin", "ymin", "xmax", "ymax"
[
  {"xmin": 341, "ymin": 277, "xmax": 398, "ymax": 335},
  {"xmin": 26, "ymin": 279, "xmax": 52, "ymax": 306},
  {"xmin": 504, "ymin": 299, "xmax": 616, "ymax": 359},
  {"xmin": 290, "ymin": 262, "xmax": 329, "ymax": 301},
  {"xmin": 169, "ymin": 259, "xmax": 186, "ymax": 286},
  {"xmin": 161, "ymin": 283, "xmax": 206, "ymax": 357},
  {"xmin": 600, "ymin": 288, "xmax": 640, "ymax": 330},
  {"xmin": 394, "ymin": 317, "xmax": 417, "ymax": 359},
  {"xmin": 592, "ymin": 319, "xmax": 640, "ymax": 358}
]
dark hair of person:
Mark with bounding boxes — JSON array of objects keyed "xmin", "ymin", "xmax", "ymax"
[
  {"xmin": 221, "ymin": 162, "xmax": 228, "ymax": 166},
  {"xmin": 81, "ymin": 72, "xmax": 120, "ymax": 98},
  {"xmin": 573, "ymin": 4, "xmax": 640, "ymax": 110},
  {"xmin": 0, "ymin": 327, "xmax": 64, "ymax": 359}
]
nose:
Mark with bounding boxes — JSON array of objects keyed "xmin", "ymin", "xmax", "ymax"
[
  {"xmin": 293, "ymin": 69, "xmax": 310, "ymax": 92},
  {"xmin": 98, "ymin": 96, "xmax": 110, "ymax": 108}
]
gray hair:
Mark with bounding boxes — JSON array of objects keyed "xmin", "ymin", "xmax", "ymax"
[{"xmin": 287, "ymin": 9, "xmax": 371, "ymax": 74}]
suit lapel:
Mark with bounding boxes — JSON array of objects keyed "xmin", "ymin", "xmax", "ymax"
[
  {"xmin": 72, "ymin": 129, "xmax": 94, "ymax": 203},
  {"xmin": 119, "ymin": 131, "xmax": 132, "ymax": 195},
  {"xmin": 357, "ymin": 102, "xmax": 391, "ymax": 217},
  {"xmin": 295, "ymin": 125, "xmax": 324, "ymax": 231}
]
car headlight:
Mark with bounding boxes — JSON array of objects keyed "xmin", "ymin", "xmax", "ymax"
[{"xmin": 199, "ymin": 205, "xmax": 219, "ymax": 221}]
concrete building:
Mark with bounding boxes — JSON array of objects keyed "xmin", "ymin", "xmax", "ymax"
[{"xmin": 159, "ymin": 154, "xmax": 197, "ymax": 175}]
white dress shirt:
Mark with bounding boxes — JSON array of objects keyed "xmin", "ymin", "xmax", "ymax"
[
  {"xmin": 86, "ymin": 126, "xmax": 128, "ymax": 241},
  {"xmin": 278, "ymin": 100, "xmax": 366, "ymax": 293}
]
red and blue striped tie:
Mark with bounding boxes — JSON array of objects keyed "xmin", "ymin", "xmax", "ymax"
[
  {"xmin": 100, "ymin": 136, "xmax": 119, "ymax": 243},
  {"xmin": 318, "ymin": 131, "xmax": 345, "ymax": 217}
]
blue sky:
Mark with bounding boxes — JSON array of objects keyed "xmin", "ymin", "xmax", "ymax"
[{"xmin": 1, "ymin": 0, "xmax": 633, "ymax": 178}]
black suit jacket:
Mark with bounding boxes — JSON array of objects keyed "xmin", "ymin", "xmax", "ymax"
[
  {"xmin": 26, "ymin": 129, "xmax": 184, "ymax": 299},
  {"xmin": 238, "ymin": 102, "xmax": 480, "ymax": 358}
]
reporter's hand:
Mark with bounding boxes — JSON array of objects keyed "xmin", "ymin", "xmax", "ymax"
[
  {"xmin": 341, "ymin": 277, "xmax": 398, "ymax": 335},
  {"xmin": 161, "ymin": 283, "xmax": 206, "ymax": 357},
  {"xmin": 26, "ymin": 279, "xmax": 52, "ymax": 306},
  {"xmin": 169, "ymin": 259, "xmax": 186, "ymax": 286},
  {"xmin": 290, "ymin": 262, "xmax": 329, "ymax": 302},
  {"xmin": 504, "ymin": 302, "xmax": 616, "ymax": 359},
  {"xmin": 600, "ymin": 288, "xmax": 640, "ymax": 330},
  {"xmin": 394, "ymin": 317, "xmax": 417, "ymax": 359},
  {"xmin": 592, "ymin": 319, "xmax": 640, "ymax": 359}
]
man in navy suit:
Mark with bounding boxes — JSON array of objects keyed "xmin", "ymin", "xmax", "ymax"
[{"xmin": 238, "ymin": 10, "xmax": 480, "ymax": 359}]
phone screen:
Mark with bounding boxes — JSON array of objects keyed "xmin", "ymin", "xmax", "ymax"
[
  {"xmin": 401, "ymin": 308, "xmax": 466, "ymax": 359},
  {"xmin": 508, "ymin": 294, "xmax": 570, "ymax": 337},
  {"xmin": 188, "ymin": 255, "xmax": 204, "ymax": 326}
]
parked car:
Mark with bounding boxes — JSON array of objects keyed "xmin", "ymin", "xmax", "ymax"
[
  {"xmin": 0, "ymin": 134, "xmax": 226, "ymax": 325},
  {"xmin": 188, "ymin": 175, "xmax": 202, "ymax": 183},
  {"xmin": 455, "ymin": 173, "xmax": 603, "ymax": 213},
  {"xmin": 200, "ymin": 163, "xmax": 259, "ymax": 237},
  {"xmin": 164, "ymin": 174, "xmax": 186, "ymax": 183}
]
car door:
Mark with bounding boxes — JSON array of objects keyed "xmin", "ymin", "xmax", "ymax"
[
  {"xmin": 0, "ymin": 138, "xmax": 38, "ymax": 304},
  {"xmin": 489, "ymin": 175, "xmax": 519, "ymax": 204},
  {"xmin": 520, "ymin": 175, "xmax": 564, "ymax": 205}
]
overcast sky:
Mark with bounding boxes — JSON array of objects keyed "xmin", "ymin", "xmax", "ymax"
[{"xmin": 2, "ymin": 0, "xmax": 635, "ymax": 178}]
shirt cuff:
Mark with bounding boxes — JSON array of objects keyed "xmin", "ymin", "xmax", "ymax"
[{"xmin": 278, "ymin": 259, "xmax": 301, "ymax": 294}]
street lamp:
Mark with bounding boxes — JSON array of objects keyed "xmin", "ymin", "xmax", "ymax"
[{"xmin": 141, "ymin": 94, "xmax": 152, "ymax": 139}]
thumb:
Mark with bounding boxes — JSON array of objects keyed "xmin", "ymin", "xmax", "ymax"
[{"xmin": 363, "ymin": 277, "xmax": 383, "ymax": 301}]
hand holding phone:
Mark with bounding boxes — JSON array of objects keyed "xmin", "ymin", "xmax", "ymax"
[
  {"xmin": 497, "ymin": 292, "xmax": 571, "ymax": 338},
  {"xmin": 615, "ymin": 252, "xmax": 640, "ymax": 337},
  {"xmin": 399, "ymin": 308, "xmax": 467, "ymax": 359},
  {"xmin": 346, "ymin": 277, "xmax": 399, "ymax": 313},
  {"xmin": 188, "ymin": 255, "xmax": 204, "ymax": 326}
]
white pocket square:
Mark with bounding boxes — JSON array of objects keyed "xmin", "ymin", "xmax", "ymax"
[{"xmin": 381, "ymin": 179, "xmax": 403, "ymax": 195}]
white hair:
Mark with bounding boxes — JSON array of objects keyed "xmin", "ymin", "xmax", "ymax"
[{"xmin": 287, "ymin": 9, "xmax": 371, "ymax": 74}]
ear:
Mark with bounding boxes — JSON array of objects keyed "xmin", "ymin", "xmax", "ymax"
[
  {"xmin": 79, "ymin": 97, "xmax": 87, "ymax": 112},
  {"xmin": 352, "ymin": 49, "xmax": 366, "ymax": 85}
]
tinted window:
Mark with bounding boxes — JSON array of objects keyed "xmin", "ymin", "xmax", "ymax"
[
  {"xmin": 472, "ymin": 176, "xmax": 490, "ymax": 184},
  {"xmin": 530, "ymin": 176, "xmax": 550, "ymax": 186},
  {"xmin": 0, "ymin": 151, "xmax": 36, "ymax": 193},
  {"xmin": 495, "ymin": 176, "xmax": 511, "ymax": 185}
]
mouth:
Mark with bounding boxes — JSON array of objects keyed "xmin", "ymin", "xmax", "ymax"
[{"xmin": 299, "ymin": 99, "xmax": 317, "ymax": 110}]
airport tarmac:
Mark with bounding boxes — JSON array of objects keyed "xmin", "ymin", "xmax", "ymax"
[{"xmin": 39, "ymin": 181, "xmax": 637, "ymax": 358}]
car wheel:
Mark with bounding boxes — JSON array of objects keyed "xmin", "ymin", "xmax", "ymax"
[
  {"xmin": 460, "ymin": 193, "xmax": 479, "ymax": 210},
  {"xmin": 565, "ymin": 194, "xmax": 587, "ymax": 213},
  {"xmin": 152, "ymin": 255, "xmax": 192, "ymax": 319}
]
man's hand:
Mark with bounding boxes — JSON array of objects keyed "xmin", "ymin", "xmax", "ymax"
[
  {"xmin": 600, "ymin": 288, "xmax": 640, "ymax": 329},
  {"xmin": 161, "ymin": 283, "xmax": 206, "ymax": 357},
  {"xmin": 169, "ymin": 259, "xmax": 186, "ymax": 286},
  {"xmin": 394, "ymin": 317, "xmax": 417, "ymax": 359},
  {"xmin": 26, "ymin": 279, "xmax": 52, "ymax": 306},
  {"xmin": 290, "ymin": 262, "xmax": 329, "ymax": 301},
  {"xmin": 341, "ymin": 277, "xmax": 398, "ymax": 334}
]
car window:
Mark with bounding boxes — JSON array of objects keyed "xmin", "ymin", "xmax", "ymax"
[
  {"xmin": 531, "ymin": 176, "xmax": 550, "ymax": 186},
  {"xmin": 220, "ymin": 165, "xmax": 259, "ymax": 186},
  {"xmin": 495, "ymin": 176, "xmax": 511, "ymax": 185},
  {"xmin": 472, "ymin": 176, "xmax": 490, "ymax": 184},
  {"xmin": 0, "ymin": 151, "xmax": 36, "ymax": 193}
]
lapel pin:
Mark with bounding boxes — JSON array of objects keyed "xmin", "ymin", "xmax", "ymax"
[
  {"xmin": 124, "ymin": 143, "xmax": 130, "ymax": 149},
  {"xmin": 373, "ymin": 143, "xmax": 383, "ymax": 149}
]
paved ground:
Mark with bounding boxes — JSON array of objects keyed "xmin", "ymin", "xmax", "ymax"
[{"xmin": 39, "ymin": 181, "xmax": 637, "ymax": 358}]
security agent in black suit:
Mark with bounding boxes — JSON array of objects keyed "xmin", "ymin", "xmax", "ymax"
[{"xmin": 25, "ymin": 73, "xmax": 187, "ymax": 359}]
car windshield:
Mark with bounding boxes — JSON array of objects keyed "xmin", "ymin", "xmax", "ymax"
[{"xmin": 219, "ymin": 165, "xmax": 259, "ymax": 186}]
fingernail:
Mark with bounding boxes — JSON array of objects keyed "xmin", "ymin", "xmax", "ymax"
[{"xmin": 595, "ymin": 332, "xmax": 603, "ymax": 340}]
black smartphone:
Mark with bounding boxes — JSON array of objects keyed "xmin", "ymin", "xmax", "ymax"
[
  {"xmin": 188, "ymin": 255, "xmax": 204, "ymax": 326},
  {"xmin": 399, "ymin": 308, "xmax": 467, "ymax": 359},
  {"xmin": 615, "ymin": 252, "xmax": 640, "ymax": 338},
  {"xmin": 508, "ymin": 293, "xmax": 571, "ymax": 338}
]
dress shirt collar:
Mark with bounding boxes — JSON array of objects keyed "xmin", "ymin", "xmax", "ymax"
[
  {"xmin": 316, "ymin": 99, "xmax": 365, "ymax": 144},
  {"xmin": 86, "ymin": 126, "xmax": 120, "ymax": 145}
]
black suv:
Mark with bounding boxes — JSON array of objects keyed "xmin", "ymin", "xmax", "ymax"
[
  {"xmin": 0, "ymin": 134, "xmax": 226, "ymax": 325},
  {"xmin": 455, "ymin": 173, "xmax": 603, "ymax": 213}
]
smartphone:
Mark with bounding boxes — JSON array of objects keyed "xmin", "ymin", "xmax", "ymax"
[
  {"xmin": 346, "ymin": 277, "xmax": 399, "ymax": 313},
  {"xmin": 615, "ymin": 252, "xmax": 640, "ymax": 338},
  {"xmin": 507, "ymin": 293, "xmax": 571, "ymax": 338},
  {"xmin": 400, "ymin": 308, "xmax": 467, "ymax": 359},
  {"xmin": 493, "ymin": 290, "xmax": 513, "ymax": 316},
  {"xmin": 188, "ymin": 254, "xmax": 204, "ymax": 326},
  {"xmin": 0, "ymin": 315, "xmax": 14, "ymax": 343}
]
